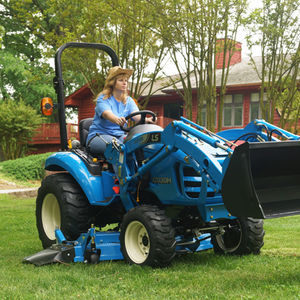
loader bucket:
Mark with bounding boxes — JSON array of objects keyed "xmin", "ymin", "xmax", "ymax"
[{"xmin": 222, "ymin": 141, "xmax": 300, "ymax": 219}]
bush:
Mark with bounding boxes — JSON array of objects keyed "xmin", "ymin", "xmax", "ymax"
[
  {"xmin": 0, "ymin": 152, "xmax": 53, "ymax": 181},
  {"xmin": 0, "ymin": 100, "xmax": 43, "ymax": 160}
]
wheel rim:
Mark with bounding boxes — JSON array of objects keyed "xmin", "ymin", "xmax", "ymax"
[
  {"xmin": 215, "ymin": 220, "xmax": 242, "ymax": 253},
  {"xmin": 41, "ymin": 193, "xmax": 61, "ymax": 240},
  {"xmin": 125, "ymin": 221, "xmax": 150, "ymax": 264}
]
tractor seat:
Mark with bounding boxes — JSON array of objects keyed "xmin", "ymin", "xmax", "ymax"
[
  {"xmin": 78, "ymin": 118, "xmax": 112, "ymax": 174},
  {"xmin": 79, "ymin": 118, "xmax": 93, "ymax": 147},
  {"xmin": 79, "ymin": 118, "xmax": 105, "ymax": 159}
]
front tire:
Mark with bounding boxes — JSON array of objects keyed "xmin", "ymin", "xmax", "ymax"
[
  {"xmin": 211, "ymin": 217, "xmax": 265, "ymax": 255},
  {"xmin": 36, "ymin": 173, "xmax": 91, "ymax": 248},
  {"xmin": 120, "ymin": 205, "xmax": 175, "ymax": 267}
]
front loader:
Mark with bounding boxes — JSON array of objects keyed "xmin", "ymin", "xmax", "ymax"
[{"xmin": 24, "ymin": 43, "xmax": 300, "ymax": 267}]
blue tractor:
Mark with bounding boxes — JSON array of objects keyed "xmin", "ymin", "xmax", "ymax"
[{"xmin": 25, "ymin": 43, "xmax": 300, "ymax": 267}]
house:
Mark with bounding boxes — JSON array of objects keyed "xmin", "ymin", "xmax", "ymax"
[
  {"xmin": 30, "ymin": 41, "xmax": 299, "ymax": 153},
  {"xmin": 63, "ymin": 41, "xmax": 283, "ymax": 129}
]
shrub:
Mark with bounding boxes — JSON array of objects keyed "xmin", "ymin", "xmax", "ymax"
[
  {"xmin": 0, "ymin": 152, "xmax": 53, "ymax": 181},
  {"xmin": 0, "ymin": 100, "xmax": 43, "ymax": 160}
]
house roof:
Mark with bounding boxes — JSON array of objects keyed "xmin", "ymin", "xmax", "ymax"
[
  {"xmin": 133, "ymin": 75, "xmax": 181, "ymax": 98},
  {"xmin": 65, "ymin": 83, "xmax": 94, "ymax": 106},
  {"xmin": 141, "ymin": 56, "xmax": 263, "ymax": 97},
  {"xmin": 222, "ymin": 56, "xmax": 262, "ymax": 86},
  {"xmin": 140, "ymin": 55, "xmax": 299, "ymax": 96}
]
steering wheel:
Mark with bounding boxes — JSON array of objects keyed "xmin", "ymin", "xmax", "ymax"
[{"xmin": 120, "ymin": 110, "xmax": 157, "ymax": 132}]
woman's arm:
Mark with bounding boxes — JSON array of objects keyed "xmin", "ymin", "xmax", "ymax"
[{"xmin": 102, "ymin": 110, "xmax": 126, "ymax": 126}]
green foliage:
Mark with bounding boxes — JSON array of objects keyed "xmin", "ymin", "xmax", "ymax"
[
  {"xmin": 246, "ymin": 0, "xmax": 300, "ymax": 123},
  {"xmin": 0, "ymin": 100, "xmax": 43, "ymax": 160},
  {"xmin": 277, "ymin": 80, "xmax": 300, "ymax": 132},
  {"xmin": 0, "ymin": 152, "xmax": 52, "ymax": 181},
  {"xmin": 0, "ymin": 25, "xmax": 4, "ymax": 47},
  {"xmin": 0, "ymin": 1, "xmax": 56, "ymax": 109},
  {"xmin": 0, "ymin": 0, "xmax": 169, "ymax": 103},
  {"xmin": 0, "ymin": 50, "xmax": 56, "ymax": 110}
]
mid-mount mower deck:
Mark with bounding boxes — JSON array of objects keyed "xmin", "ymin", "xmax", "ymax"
[
  {"xmin": 24, "ymin": 227, "xmax": 213, "ymax": 266},
  {"xmin": 24, "ymin": 42, "xmax": 300, "ymax": 267}
]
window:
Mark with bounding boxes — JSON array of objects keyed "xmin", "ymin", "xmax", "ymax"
[
  {"xmin": 200, "ymin": 108, "xmax": 206, "ymax": 126},
  {"xmin": 198, "ymin": 100, "xmax": 217, "ymax": 127},
  {"xmin": 164, "ymin": 102, "xmax": 183, "ymax": 120},
  {"xmin": 250, "ymin": 93, "xmax": 268, "ymax": 121},
  {"xmin": 199, "ymin": 100, "xmax": 207, "ymax": 126},
  {"xmin": 223, "ymin": 94, "xmax": 243, "ymax": 127}
]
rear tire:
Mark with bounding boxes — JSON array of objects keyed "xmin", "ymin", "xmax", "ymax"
[
  {"xmin": 211, "ymin": 217, "xmax": 265, "ymax": 255},
  {"xmin": 120, "ymin": 205, "xmax": 175, "ymax": 267},
  {"xmin": 36, "ymin": 173, "xmax": 91, "ymax": 248}
]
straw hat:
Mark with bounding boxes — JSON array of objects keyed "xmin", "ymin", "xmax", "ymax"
[{"xmin": 106, "ymin": 66, "xmax": 133, "ymax": 82}]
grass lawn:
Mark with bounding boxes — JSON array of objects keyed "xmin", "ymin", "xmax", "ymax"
[{"xmin": 0, "ymin": 194, "xmax": 299, "ymax": 300}]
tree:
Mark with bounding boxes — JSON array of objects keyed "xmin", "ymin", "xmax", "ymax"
[
  {"xmin": 0, "ymin": 1, "xmax": 56, "ymax": 110},
  {"xmin": 0, "ymin": 100, "xmax": 43, "ymax": 160},
  {"xmin": 246, "ymin": 0, "xmax": 300, "ymax": 125},
  {"xmin": 0, "ymin": 50, "xmax": 56, "ymax": 107},
  {"xmin": 88, "ymin": 0, "xmax": 170, "ymax": 106},
  {"xmin": 276, "ymin": 45, "xmax": 300, "ymax": 132},
  {"xmin": 216, "ymin": 0, "xmax": 246, "ymax": 131},
  {"xmin": 144, "ymin": 0, "xmax": 247, "ymax": 130},
  {"xmin": 0, "ymin": 0, "xmax": 170, "ymax": 107},
  {"xmin": 0, "ymin": 25, "xmax": 4, "ymax": 47}
]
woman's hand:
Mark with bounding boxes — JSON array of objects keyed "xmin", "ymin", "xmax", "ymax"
[
  {"xmin": 102, "ymin": 110, "xmax": 126, "ymax": 126},
  {"xmin": 145, "ymin": 116, "xmax": 156, "ymax": 124},
  {"xmin": 132, "ymin": 114, "xmax": 156, "ymax": 124},
  {"xmin": 114, "ymin": 116, "xmax": 126, "ymax": 126}
]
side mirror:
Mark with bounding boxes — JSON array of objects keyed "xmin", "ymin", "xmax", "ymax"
[{"xmin": 41, "ymin": 97, "xmax": 54, "ymax": 116}]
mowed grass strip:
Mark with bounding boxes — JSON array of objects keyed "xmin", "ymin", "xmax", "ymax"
[{"xmin": 0, "ymin": 194, "xmax": 299, "ymax": 300}]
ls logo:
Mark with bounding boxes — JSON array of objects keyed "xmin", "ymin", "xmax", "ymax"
[
  {"xmin": 138, "ymin": 133, "xmax": 161, "ymax": 145},
  {"xmin": 150, "ymin": 133, "xmax": 160, "ymax": 142}
]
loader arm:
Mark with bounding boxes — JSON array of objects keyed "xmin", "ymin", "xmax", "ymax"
[
  {"xmin": 218, "ymin": 119, "xmax": 300, "ymax": 143},
  {"xmin": 105, "ymin": 117, "xmax": 300, "ymax": 219},
  {"xmin": 105, "ymin": 119, "xmax": 232, "ymax": 211}
]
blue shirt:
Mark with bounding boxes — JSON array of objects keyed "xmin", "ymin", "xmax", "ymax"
[{"xmin": 87, "ymin": 94, "xmax": 138, "ymax": 142}]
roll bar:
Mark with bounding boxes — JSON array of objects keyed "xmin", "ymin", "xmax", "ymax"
[{"xmin": 53, "ymin": 42, "xmax": 119, "ymax": 150}]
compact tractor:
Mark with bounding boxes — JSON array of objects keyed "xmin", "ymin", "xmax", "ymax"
[{"xmin": 24, "ymin": 43, "xmax": 300, "ymax": 267}]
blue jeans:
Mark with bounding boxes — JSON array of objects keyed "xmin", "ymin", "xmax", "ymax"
[{"xmin": 87, "ymin": 134, "xmax": 126, "ymax": 155}]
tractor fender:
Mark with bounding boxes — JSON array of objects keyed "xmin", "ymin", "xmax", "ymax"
[{"xmin": 44, "ymin": 152, "xmax": 115, "ymax": 206}]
